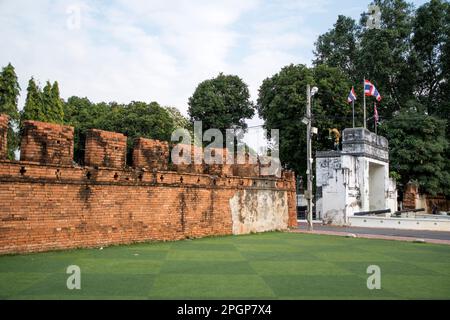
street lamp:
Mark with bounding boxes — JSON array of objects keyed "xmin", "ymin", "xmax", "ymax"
[{"xmin": 305, "ymin": 85, "xmax": 318, "ymax": 231}]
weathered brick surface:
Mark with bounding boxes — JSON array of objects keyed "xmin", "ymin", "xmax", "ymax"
[
  {"xmin": 203, "ymin": 147, "xmax": 233, "ymax": 177},
  {"xmin": 283, "ymin": 170, "xmax": 298, "ymax": 228},
  {"xmin": 0, "ymin": 119, "xmax": 297, "ymax": 255},
  {"xmin": 0, "ymin": 161, "xmax": 295, "ymax": 254},
  {"xmin": 172, "ymin": 144, "xmax": 205, "ymax": 174},
  {"xmin": 231, "ymin": 152, "xmax": 259, "ymax": 177},
  {"xmin": 0, "ymin": 114, "xmax": 8, "ymax": 159},
  {"xmin": 20, "ymin": 120, "xmax": 74, "ymax": 165},
  {"xmin": 403, "ymin": 183, "xmax": 417, "ymax": 209},
  {"xmin": 132, "ymin": 137, "xmax": 169, "ymax": 170},
  {"xmin": 85, "ymin": 129, "xmax": 127, "ymax": 168}
]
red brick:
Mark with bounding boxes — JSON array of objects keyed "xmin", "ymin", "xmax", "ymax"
[
  {"xmin": 0, "ymin": 114, "xmax": 8, "ymax": 160},
  {"xmin": 85, "ymin": 129, "xmax": 127, "ymax": 168},
  {"xmin": 20, "ymin": 120, "xmax": 74, "ymax": 165}
]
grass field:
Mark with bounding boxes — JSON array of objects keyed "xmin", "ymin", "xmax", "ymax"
[{"xmin": 0, "ymin": 232, "xmax": 449, "ymax": 299}]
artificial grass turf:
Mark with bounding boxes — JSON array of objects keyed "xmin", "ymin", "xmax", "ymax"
[{"xmin": 0, "ymin": 232, "xmax": 449, "ymax": 300}]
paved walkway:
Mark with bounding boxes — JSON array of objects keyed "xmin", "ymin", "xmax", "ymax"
[{"xmin": 293, "ymin": 222, "xmax": 450, "ymax": 245}]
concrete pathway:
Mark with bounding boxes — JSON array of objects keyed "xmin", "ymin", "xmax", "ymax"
[{"xmin": 293, "ymin": 222, "xmax": 450, "ymax": 245}]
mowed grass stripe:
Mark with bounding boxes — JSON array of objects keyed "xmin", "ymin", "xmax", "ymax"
[{"xmin": 0, "ymin": 232, "xmax": 449, "ymax": 299}]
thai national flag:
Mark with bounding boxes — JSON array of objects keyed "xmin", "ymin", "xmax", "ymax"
[
  {"xmin": 347, "ymin": 87, "xmax": 357, "ymax": 103},
  {"xmin": 364, "ymin": 80, "xmax": 382, "ymax": 101}
]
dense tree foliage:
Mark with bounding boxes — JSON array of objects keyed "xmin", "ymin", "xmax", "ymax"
[
  {"xmin": 22, "ymin": 78, "xmax": 64, "ymax": 124},
  {"xmin": 0, "ymin": 63, "xmax": 20, "ymax": 159},
  {"xmin": 63, "ymin": 97, "xmax": 177, "ymax": 164},
  {"xmin": 257, "ymin": 64, "xmax": 352, "ymax": 175},
  {"xmin": 310, "ymin": 0, "xmax": 450, "ymax": 195},
  {"xmin": 379, "ymin": 109, "xmax": 450, "ymax": 195},
  {"xmin": 188, "ymin": 73, "xmax": 255, "ymax": 133}
]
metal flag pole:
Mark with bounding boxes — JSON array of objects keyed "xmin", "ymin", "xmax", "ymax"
[
  {"xmin": 374, "ymin": 102, "xmax": 378, "ymax": 135},
  {"xmin": 363, "ymin": 78, "xmax": 366, "ymax": 129},
  {"xmin": 374, "ymin": 105, "xmax": 377, "ymax": 135},
  {"xmin": 352, "ymin": 99, "xmax": 355, "ymax": 128}
]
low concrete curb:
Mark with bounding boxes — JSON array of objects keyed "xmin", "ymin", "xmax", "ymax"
[{"xmin": 290, "ymin": 228, "xmax": 450, "ymax": 245}]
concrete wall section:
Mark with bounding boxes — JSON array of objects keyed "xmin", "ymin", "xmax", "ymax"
[
  {"xmin": 230, "ymin": 189, "xmax": 288, "ymax": 234},
  {"xmin": 349, "ymin": 215, "xmax": 450, "ymax": 232}
]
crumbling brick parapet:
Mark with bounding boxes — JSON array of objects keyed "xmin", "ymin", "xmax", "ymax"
[
  {"xmin": 20, "ymin": 120, "xmax": 74, "ymax": 165},
  {"xmin": 84, "ymin": 129, "xmax": 127, "ymax": 168},
  {"xmin": 0, "ymin": 114, "xmax": 8, "ymax": 160},
  {"xmin": 132, "ymin": 137, "xmax": 169, "ymax": 170}
]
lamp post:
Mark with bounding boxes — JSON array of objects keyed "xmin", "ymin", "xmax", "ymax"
[{"xmin": 304, "ymin": 85, "xmax": 318, "ymax": 231}]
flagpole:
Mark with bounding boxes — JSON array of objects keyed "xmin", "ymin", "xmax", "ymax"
[
  {"xmin": 374, "ymin": 102, "xmax": 378, "ymax": 135},
  {"xmin": 352, "ymin": 99, "xmax": 355, "ymax": 128},
  {"xmin": 363, "ymin": 78, "xmax": 366, "ymax": 129}
]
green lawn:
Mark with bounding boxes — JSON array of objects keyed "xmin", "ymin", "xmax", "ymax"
[{"xmin": 0, "ymin": 232, "xmax": 449, "ymax": 299}]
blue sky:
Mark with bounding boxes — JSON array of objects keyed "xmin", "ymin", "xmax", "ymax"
[{"xmin": 0, "ymin": 0, "xmax": 428, "ymax": 128}]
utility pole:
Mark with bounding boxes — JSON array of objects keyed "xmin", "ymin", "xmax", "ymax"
[{"xmin": 306, "ymin": 85, "xmax": 313, "ymax": 231}]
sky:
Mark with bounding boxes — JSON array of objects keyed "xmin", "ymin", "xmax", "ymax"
[{"xmin": 0, "ymin": 0, "xmax": 428, "ymax": 131}]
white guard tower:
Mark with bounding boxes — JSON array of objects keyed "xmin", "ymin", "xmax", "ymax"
[{"xmin": 315, "ymin": 128, "xmax": 397, "ymax": 225}]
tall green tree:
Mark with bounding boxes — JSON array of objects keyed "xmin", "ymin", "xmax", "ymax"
[
  {"xmin": 379, "ymin": 107, "xmax": 450, "ymax": 195},
  {"xmin": 49, "ymin": 81, "xmax": 64, "ymax": 124},
  {"xmin": 0, "ymin": 63, "xmax": 20, "ymax": 121},
  {"xmin": 41, "ymin": 81, "xmax": 53, "ymax": 122},
  {"xmin": 314, "ymin": 15, "xmax": 359, "ymax": 79},
  {"xmin": 411, "ymin": 0, "xmax": 450, "ymax": 115},
  {"xmin": 257, "ymin": 64, "xmax": 313, "ymax": 175},
  {"xmin": 0, "ymin": 63, "xmax": 20, "ymax": 159},
  {"xmin": 188, "ymin": 73, "xmax": 255, "ymax": 133},
  {"xmin": 312, "ymin": 0, "xmax": 450, "ymax": 196},
  {"xmin": 357, "ymin": 0, "xmax": 415, "ymax": 117},
  {"xmin": 22, "ymin": 77, "xmax": 45, "ymax": 122},
  {"xmin": 165, "ymin": 106, "xmax": 192, "ymax": 130},
  {"xmin": 257, "ymin": 64, "xmax": 352, "ymax": 176}
]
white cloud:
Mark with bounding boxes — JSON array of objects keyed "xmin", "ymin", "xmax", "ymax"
[{"xmin": 0, "ymin": 0, "xmax": 325, "ymax": 121}]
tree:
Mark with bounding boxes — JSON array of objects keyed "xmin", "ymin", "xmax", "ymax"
[
  {"xmin": 312, "ymin": 0, "xmax": 450, "ymax": 196},
  {"xmin": 0, "ymin": 63, "xmax": 20, "ymax": 159},
  {"xmin": 64, "ymin": 98, "xmax": 176, "ymax": 164},
  {"xmin": 314, "ymin": 15, "xmax": 359, "ymax": 79},
  {"xmin": 257, "ymin": 64, "xmax": 352, "ymax": 176},
  {"xmin": 410, "ymin": 0, "xmax": 450, "ymax": 115},
  {"xmin": 357, "ymin": 0, "xmax": 415, "ymax": 117},
  {"xmin": 312, "ymin": 65, "xmax": 353, "ymax": 150},
  {"xmin": 314, "ymin": 0, "xmax": 416, "ymax": 118},
  {"xmin": 257, "ymin": 64, "xmax": 314, "ymax": 175},
  {"xmin": 379, "ymin": 107, "xmax": 450, "ymax": 196},
  {"xmin": 0, "ymin": 63, "xmax": 20, "ymax": 121},
  {"xmin": 50, "ymin": 81, "xmax": 64, "ymax": 124},
  {"xmin": 164, "ymin": 106, "xmax": 192, "ymax": 131},
  {"xmin": 41, "ymin": 81, "xmax": 64, "ymax": 124},
  {"xmin": 21, "ymin": 77, "xmax": 45, "ymax": 122},
  {"xmin": 188, "ymin": 73, "xmax": 255, "ymax": 133}
]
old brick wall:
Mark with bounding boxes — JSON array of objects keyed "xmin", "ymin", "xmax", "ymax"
[
  {"xmin": 0, "ymin": 115, "xmax": 298, "ymax": 255},
  {"xmin": 132, "ymin": 137, "xmax": 169, "ymax": 170},
  {"xmin": 84, "ymin": 129, "xmax": 127, "ymax": 168},
  {"xmin": 0, "ymin": 114, "xmax": 8, "ymax": 159},
  {"xmin": 20, "ymin": 120, "xmax": 74, "ymax": 165},
  {"xmin": 403, "ymin": 183, "xmax": 417, "ymax": 210}
]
